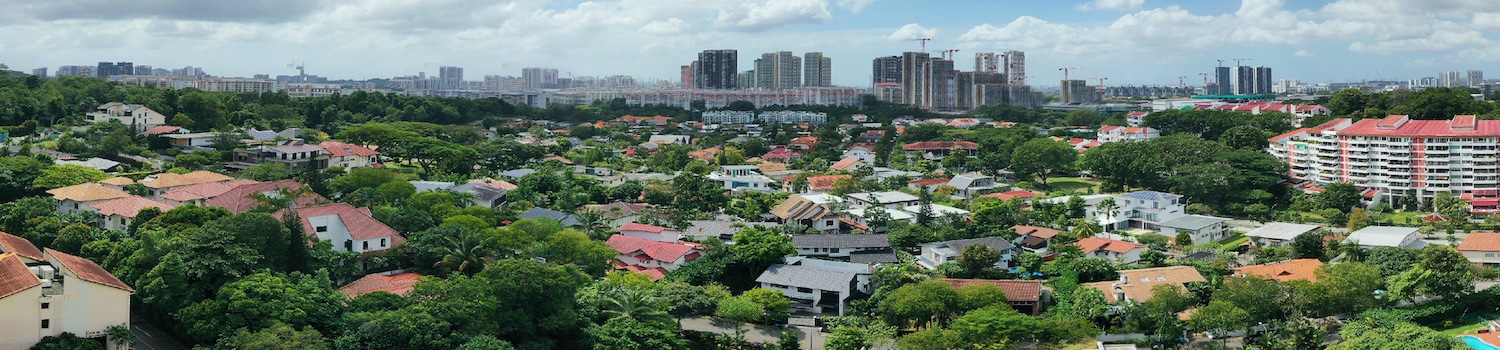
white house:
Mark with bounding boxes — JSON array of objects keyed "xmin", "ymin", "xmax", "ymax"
[
  {"xmin": 285, "ymin": 203, "xmax": 406, "ymax": 254},
  {"xmin": 318, "ymin": 141, "xmax": 380, "ymax": 169},
  {"xmin": 1158, "ymin": 214, "xmax": 1232, "ymax": 244},
  {"xmin": 841, "ymin": 207, "xmax": 916, "ymax": 232},
  {"xmin": 842, "ymin": 144, "xmax": 878, "ymax": 164},
  {"xmin": 845, "ymin": 191, "xmax": 921, "ymax": 208},
  {"xmin": 769, "ymin": 195, "xmax": 843, "ymax": 232},
  {"xmin": 1096, "ymin": 126, "xmax": 1161, "ymax": 143},
  {"xmin": 1076, "ymin": 237, "xmax": 1147, "ymax": 265},
  {"xmin": 86, "ymin": 102, "xmax": 166, "ymax": 133},
  {"xmin": 948, "ymin": 173, "xmax": 1004, "ymax": 200},
  {"xmin": 1458, "ymin": 232, "xmax": 1500, "ymax": 267},
  {"xmin": 0, "ymin": 234, "xmax": 134, "ymax": 350},
  {"xmin": 708, "ymin": 165, "xmax": 777, "ymax": 192},
  {"xmin": 45, "ymin": 183, "xmax": 130, "ymax": 215},
  {"xmin": 755, "ymin": 258, "xmax": 874, "ymax": 316},
  {"xmin": 87, "ymin": 196, "xmax": 176, "ymax": 231},
  {"xmin": 916, "ymin": 237, "xmax": 1016, "ymax": 270},
  {"xmin": 1346, "ymin": 226, "xmax": 1427, "ymax": 249}
]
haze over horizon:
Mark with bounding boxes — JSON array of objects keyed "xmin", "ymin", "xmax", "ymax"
[{"xmin": 4, "ymin": 0, "xmax": 1499, "ymax": 87}]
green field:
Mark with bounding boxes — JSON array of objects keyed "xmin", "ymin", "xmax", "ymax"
[
  {"xmin": 1037, "ymin": 177, "xmax": 1099, "ymax": 194},
  {"xmin": 1431, "ymin": 314, "xmax": 1496, "ymax": 337}
]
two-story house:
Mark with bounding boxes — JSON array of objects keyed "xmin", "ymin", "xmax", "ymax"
[
  {"xmin": 235, "ymin": 140, "xmax": 327, "ymax": 169},
  {"xmin": 46, "ymin": 183, "xmax": 130, "ymax": 215},
  {"xmin": 88, "ymin": 196, "xmax": 176, "ymax": 231},
  {"xmin": 0, "ymin": 233, "xmax": 133, "ymax": 350},
  {"xmin": 948, "ymin": 173, "xmax": 1003, "ymax": 200},
  {"xmin": 755, "ymin": 258, "xmax": 874, "ymax": 316},
  {"xmin": 606, "ymin": 234, "xmax": 702, "ymax": 281},
  {"xmin": 845, "ymin": 191, "xmax": 921, "ymax": 208},
  {"xmin": 317, "ymin": 141, "xmax": 380, "ymax": 169},
  {"xmin": 284, "ymin": 203, "xmax": 406, "ymax": 255},
  {"xmin": 619, "ymin": 223, "xmax": 682, "ymax": 242},
  {"xmin": 86, "ymin": 102, "xmax": 166, "ymax": 133},
  {"xmin": 769, "ymin": 195, "xmax": 842, "ymax": 232},
  {"xmin": 916, "ymin": 237, "xmax": 1016, "ymax": 270},
  {"xmin": 1084, "ymin": 266, "xmax": 1205, "ymax": 303},
  {"xmin": 842, "ymin": 143, "xmax": 878, "ymax": 164},
  {"xmin": 139, "ymin": 171, "xmax": 235, "ymax": 197},
  {"xmin": 708, "ymin": 165, "xmax": 777, "ymax": 192},
  {"xmin": 1076, "ymin": 237, "xmax": 1147, "ymax": 265},
  {"xmin": 1158, "ymin": 214, "xmax": 1232, "ymax": 244},
  {"xmin": 1459, "ymin": 232, "xmax": 1500, "ymax": 267},
  {"xmin": 1096, "ymin": 126, "xmax": 1161, "ymax": 143}
]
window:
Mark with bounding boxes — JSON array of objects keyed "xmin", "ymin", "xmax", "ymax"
[
  {"xmin": 362, "ymin": 241, "xmax": 369, "ymax": 250},
  {"xmin": 1489, "ymin": 253, "xmax": 1496, "ymax": 258},
  {"xmin": 797, "ymin": 287, "xmax": 813, "ymax": 293},
  {"xmin": 824, "ymin": 220, "xmax": 834, "ymax": 227},
  {"xmin": 380, "ymin": 238, "xmax": 387, "ymax": 247},
  {"xmin": 41, "ymin": 303, "xmax": 49, "ymax": 309},
  {"xmin": 315, "ymin": 226, "xmax": 328, "ymax": 232},
  {"xmin": 73, "ymin": 202, "xmax": 79, "ymax": 209},
  {"xmin": 830, "ymin": 248, "xmax": 841, "ymax": 253},
  {"xmin": 41, "ymin": 319, "xmax": 49, "ymax": 328}
]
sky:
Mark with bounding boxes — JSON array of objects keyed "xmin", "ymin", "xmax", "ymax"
[{"xmin": 1, "ymin": 0, "xmax": 1499, "ymax": 88}]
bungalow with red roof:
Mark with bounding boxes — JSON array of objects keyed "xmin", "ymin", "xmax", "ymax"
[
  {"xmin": 282, "ymin": 203, "xmax": 405, "ymax": 255},
  {"xmin": 619, "ymin": 222, "xmax": 682, "ymax": 242},
  {"xmin": 205, "ymin": 180, "xmax": 327, "ymax": 214},
  {"xmin": 938, "ymin": 278, "xmax": 1044, "ymax": 315},
  {"xmin": 983, "ymin": 190, "xmax": 1040, "ymax": 203},
  {"xmin": 606, "ymin": 234, "xmax": 702, "ymax": 281},
  {"xmin": 1231, "ymin": 259, "xmax": 1324, "ymax": 282},
  {"xmin": 793, "ymin": 174, "xmax": 852, "ymax": 193},
  {"xmin": 830, "ymin": 158, "xmax": 863, "ymax": 172},
  {"xmin": 89, "ymin": 196, "xmax": 175, "ymax": 231},
  {"xmin": 789, "ymin": 136, "xmax": 819, "ymax": 151},
  {"xmin": 1126, "ymin": 111, "xmax": 1149, "ymax": 126},
  {"xmin": 319, "ymin": 141, "xmax": 381, "ymax": 169},
  {"xmin": 902, "ymin": 141, "xmax": 979, "ymax": 161},
  {"xmin": 339, "ymin": 272, "xmax": 424, "ymax": 298},
  {"xmin": 907, "ymin": 178, "xmax": 951, "ymax": 192},
  {"xmin": 1459, "ymin": 232, "xmax": 1500, "ymax": 267},
  {"xmin": 1075, "ymin": 237, "xmax": 1147, "ymax": 265},
  {"xmin": 1013, "ymin": 225, "xmax": 1062, "ymax": 253}
]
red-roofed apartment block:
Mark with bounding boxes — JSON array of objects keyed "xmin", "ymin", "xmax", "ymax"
[{"xmin": 1268, "ymin": 115, "xmax": 1500, "ymax": 215}]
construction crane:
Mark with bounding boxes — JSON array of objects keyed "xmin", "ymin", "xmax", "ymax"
[
  {"xmin": 1176, "ymin": 76, "xmax": 1189, "ymax": 87},
  {"xmin": 286, "ymin": 62, "xmax": 306, "ymax": 82},
  {"xmin": 1233, "ymin": 58, "xmax": 1252, "ymax": 66},
  {"xmin": 1216, "ymin": 59, "xmax": 1226, "ymax": 67},
  {"xmin": 1093, "ymin": 78, "xmax": 1109, "ymax": 100},
  {"xmin": 939, "ymin": 49, "xmax": 960, "ymax": 60},
  {"xmin": 1059, "ymin": 67, "xmax": 1080, "ymax": 81},
  {"xmin": 1199, "ymin": 73, "xmax": 1211, "ymax": 85},
  {"xmin": 909, "ymin": 38, "xmax": 932, "ymax": 52}
]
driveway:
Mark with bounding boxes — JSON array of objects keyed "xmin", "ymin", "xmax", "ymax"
[
  {"xmin": 681, "ymin": 317, "xmax": 827, "ymax": 349},
  {"xmin": 129, "ymin": 314, "xmax": 187, "ymax": 350}
]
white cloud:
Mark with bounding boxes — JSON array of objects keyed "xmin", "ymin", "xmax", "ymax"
[
  {"xmin": 837, "ymin": 0, "xmax": 875, "ymax": 13},
  {"xmin": 714, "ymin": 0, "xmax": 833, "ymax": 32},
  {"xmin": 887, "ymin": 23, "xmax": 937, "ymax": 41},
  {"xmin": 1076, "ymin": 0, "xmax": 1144, "ymax": 11},
  {"xmin": 1295, "ymin": 50, "xmax": 1315, "ymax": 57}
]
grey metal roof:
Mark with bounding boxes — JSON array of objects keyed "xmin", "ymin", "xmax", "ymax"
[
  {"xmin": 517, "ymin": 207, "xmax": 581, "ymax": 226},
  {"xmin": 409, "ymin": 181, "xmax": 456, "ymax": 192},
  {"xmin": 1347, "ymin": 226, "xmax": 1425, "ymax": 248},
  {"xmin": 1244, "ymin": 223, "xmax": 1322, "ymax": 241},
  {"xmin": 848, "ymin": 249, "xmax": 899, "ymax": 263},
  {"xmin": 453, "ymin": 183, "xmax": 506, "ymax": 202},
  {"xmin": 682, "ymin": 220, "xmax": 773, "ymax": 239},
  {"xmin": 755, "ymin": 264, "xmax": 858, "ymax": 293},
  {"xmin": 56, "ymin": 157, "xmax": 121, "ymax": 171},
  {"xmin": 1121, "ymin": 191, "xmax": 1181, "ymax": 201},
  {"xmin": 1159, "ymin": 215, "xmax": 1228, "ymax": 231},
  {"xmin": 846, "ymin": 191, "xmax": 920, "ymax": 204},
  {"xmin": 924, "ymin": 236, "xmax": 1015, "ymax": 253},
  {"xmin": 501, "ymin": 169, "xmax": 537, "ymax": 178},
  {"xmin": 793, "ymin": 234, "xmax": 890, "ymax": 249}
]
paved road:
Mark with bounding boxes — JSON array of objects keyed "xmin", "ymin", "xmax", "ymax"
[
  {"xmin": 130, "ymin": 314, "xmax": 187, "ymax": 350},
  {"xmin": 681, "ymin": 317, "xmax": 827, "ymax": 349}
]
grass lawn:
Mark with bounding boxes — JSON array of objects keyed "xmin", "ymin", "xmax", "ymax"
[
  {"xmin": 1431, "ymin": 314, "xmax": 1494, "ymax": 337},
  {"xmin": 1217, "ymin": 236, "xmax": 1250, "ymax": 252},
  {"xmin": 1380, "ymin": 211, "xmax": 1423, "ymax": 226},
  {"xmin": 1037, "ymin": 177, "xmax": 1100, "ymax": 194}
]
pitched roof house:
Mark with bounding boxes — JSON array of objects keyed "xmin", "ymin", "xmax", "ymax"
[
  {"xmin": 1084, "ymin": 266, "xmax": 1206, "ymax": 303},
  {"xmin": 1231, "ymin": 259, "xmax": 1324, "ymax": 282},
  {"xmin": 937, "ymin": 278, "xmax": 1045, "ymax": 315},
  {"xmin": 606, "ymin": 234, "xmax": 701, "ymax": 281},
  {"xmin": 338, "ymin": 272, "xmax": 424, "ymax": 298},
  {"xmin": 917, "ymin": 237, "xmax": 1016, "ymax": 270},
  {"xmin": 792, "ymin": 234, "xmax": 891, "ymax": 259},
  {"xmin": 1075, "ymin": 237, "xmax": 1147, "ymax": 264},
  {"xmin": 283, "ymin": 203, "xmax": 406, "ymax": 255},
  {"xmin": 1458, "ymin": 232, "xmax": 1500, "ymax": 266},
  {"xmin": 46, "ymin": 183, "xmax": 130, "ymax": 215}
]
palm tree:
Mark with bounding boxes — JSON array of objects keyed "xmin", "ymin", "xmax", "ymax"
[
  {"xmin": 599, "ymin": 287, "xmax": 674, "ymax": 326},
  {"xmin": 433, "ymin": 231, "xmax": 497, "ymax": 275},
  {"xmin": 250, "ymin": 186, "xmax": 315, "ymax": 212},
  {"xmin": 1097, "ymin": 198, "xmax": 1120, "ymax": 233},
  {"xmin": 577, "ymin": 209, "xmax": 611, "ymax": 240},
  {"xmin": 1072, "ymin": 218, "xmax": 1099, "ymax": 240}
]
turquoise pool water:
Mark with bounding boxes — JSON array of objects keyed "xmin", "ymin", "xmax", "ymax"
[{"xmin": 1461, "ymin": 336, "xmax": 1500, "ymax": 350}]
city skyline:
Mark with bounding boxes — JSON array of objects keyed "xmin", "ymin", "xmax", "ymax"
[{"xmin": 3, "ymin": 0, "xmax": 1499, "ymax": 86}]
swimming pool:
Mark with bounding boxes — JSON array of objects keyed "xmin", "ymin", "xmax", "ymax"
[{"xmin": 1460, "ymin": 336, "xmax": 1500, "ymax": 350}]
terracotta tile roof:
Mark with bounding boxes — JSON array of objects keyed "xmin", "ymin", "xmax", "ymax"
[
  {"xmin": 908, "ymin": 178, "xmax": 951, "ymax": 186},
  {"xmin": 139, "ymin": 125, "xmax": 184, "ymax": 136},
  {"xmin": 902, "ymin": 141, "xmax": 979, "ymax": 151},
  {"xmin": 1459, "ymin": 232, "xmax": 1500, "ymax": 252},
  {"xmin": 1268, "ymin": 128, "xmax": 1309, "ymax": 143},
  {"xmin": 284, "ymin": 203, "xmax": 404, "ymax": 243},
  {"xmin": 1338, "ymin": 115, "xmax": 1500, "ymax": 137},
  {"xmin": 318, "ymin": 141, "xmax": 381, "ymax": 157},
  {"xmin": 159, "ymin": 180, "xmax": 257, "ymax": 202},
  {"xmin": 45, "ymin": 248, "xmax": 133, "ymax": 293},
  {"xmin": 0, "ymin": 254, "xmax": 40, "ymax": 298},
  {"xmin": 621, "ymin": 222, "xmax": 674, "ymax": 234},
  {"xmin": 584, "ymin": 202, "xmax": 653, "ymax": 218},
  {"xmin": 99, "ymin": 177, "xmax": 135, "ymax": 186},
  {"xmin": 983, "ymin": 191, "xmax": 1040, "ymax": 201},
  {"xmin": 1076, "ymin": 237, "xmax": 1145, "ymax": 254},
  {"xmin": 338, "ymin": 272, "xmax": 424, "ymax": 298},
  {"xmin": 806, "ymin": 174, "xmax": 852, "ymax": 191},
  {"xmin": 88, "ymin": 196, "xmax": 176, "ymax": 218},
  {"xmin": 830, "ymin": 158, "xmax": 861, "ymax": 171},
  {"xmin": 206, "ymin": 180, "xmax": 327, "ymax": 214},
  {"xmin": 791, "ymin": 136, "xmax": 819, "ymax": 145},
  {"xmin": 0, "ymin": 231, "xmax": 44, "ymax": 262},
  {"xmin": 1084, "ymin": 266, "xmax": 1205, "ymax": 303},
  {"xmin": 757, "ymin": 162, "xmax": 790, "ymax": 173},
  {"xmin": 937, "ymin": 278, "xmax": 1043, "ymax": 302},
  {"xmin": 141, "ymin": 171, "xmax": 234, "ymax": 189},
  {"xmin": 1231, "ymin": 259, "xmax": 1324, "ymax": 282},
  {"xmin": 46, "ymin": 183, "xmax": 130, "ymax": 202},
  {"xmin": 1012, "ymin": 225, "xmax": 1061, "ymax": 239},
  {"xmin": 606, "ymin": 234, "xmax": 696, "ymax": 262},
  {"xmin": 468, "ymin": 178, "xmax": 518, "ymax": 191}
]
